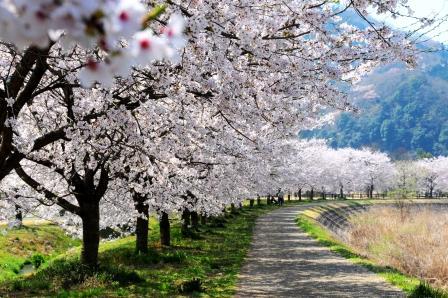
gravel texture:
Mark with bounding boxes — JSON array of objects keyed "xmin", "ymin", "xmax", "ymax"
[{"xmin": 236, "ymin": 205, "xmax": 405, "ymax": 297}]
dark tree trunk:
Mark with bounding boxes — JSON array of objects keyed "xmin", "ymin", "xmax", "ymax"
[
  {"xmin": 200, "ymin": 214, "xmax": 207, "ymax": 225},
  {"xmin": 159, "ymin": 212, "xmax": 170, "ymax": 246},
  {"xmin": 257, "ymin": 196, "xmax": 261, "ymax": 206},
  {"xmin": 191, "ymin": 211, "xmax": 199, "ymax": 230},
  {"xmin": 0, "ymin": 47, "xmax": 51, "ymax": 182},
  {"xmin": 135, "ymin": 202, "xmax": 149, "ymax": 254},
  {"xmin": 298, "ymin": 189, "xmax": 302, "ymax": 201},
  {"xmin": 181, "ymin": 209, "xmax": 191, "ymax": 236},
  {"xmin": 80, "ymin": 202, "xmax": 100, "ymax": 267},
  {"xmin": 249, "ymin": 199, "xmax": 254, "ymax": 208},
  {"xmin": 16, "ymin": 157, "xmax": 109, "ymax": 268},
  {"xmin": 310, "ymin": 188, "xmax": 314, "ymax": 200},
  {"xmin": 230, "ymin": 203, "xmax": 236, "ymax": 213},
  {"xmin": 340, "ymin": 187, "xmax": 344, "ymax": 199},
  {"xmin": 429, "ymin": 187, "xmax": 434, "ymax": 198},
  {"xmin": 15, "ymin": 204, "xmax": 23, "ymax": 226},
  {"xmin": 287, "ymin": 193, "xmax": 291, "ymax": 201}
]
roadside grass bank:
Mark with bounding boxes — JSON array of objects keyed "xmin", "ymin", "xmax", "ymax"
[
  {"xmin": 0, "ymin": 200, "xmax": 309, "ymax": 297},
  {"xmin": 296, "ymin": 215, "xmax": 448, "ymax": 298},
  {"xmin": 0, "ymin": 223, "xmax": 81, "ymax": 283},
  {"xmin": 348, "ymin": 207, "xmax": 448, "ymax": 293}
]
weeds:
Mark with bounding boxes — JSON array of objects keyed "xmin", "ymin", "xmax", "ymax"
[
  {"xmin": 410, "ymin": 283, "xmax": 448, "ymax": 298},
  {"xmin": 347, "ymin": 207, "xmax": 448, "ymax": 290},
  {"xmin": 296, "ymin": 216, "xmax": 422, "ymax": 295},
  {"xmin": 298, "ymin": 204, "xmax": 448, "ymax": 297},
  {"xmin": 0, "ymin": 224, "xmax": 80, "ymax": 282},
  {"xmin": 7, "ymin": 259, "xmax": 143, "ymax": 293}
]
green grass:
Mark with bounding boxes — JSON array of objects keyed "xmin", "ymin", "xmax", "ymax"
[
  {"xmin": 0, "ymin": 223, "xmax": 81, "ymax": 283},
  {"xmin": 296, "ymin": 215, "xmax": 448, "ymax": 297},
  {"xmin": 0, "ymin": 200, "xmax": 310, "ymax": 297}
]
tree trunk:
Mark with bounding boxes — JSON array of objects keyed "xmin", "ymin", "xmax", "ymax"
[
  {"xmin": 159, "ymin": 212, "xmax": 170, "ymax": 246},
  {"xmin": 340, "ymin": 187, "xmax": 344, "ymax": 199},
  {"xmin": 191, "ymin": 211, "xmax": 199, "ymax": 230},
  {"xmin": 287, "ymin": 193, "xmax": 291, "ymax": 202},
  {"xmin": 257, "ymin": 196, "xmax": 261, "ymax": 206},
  {"xmin": 310, "ymin": 188, "xmax": 314, "ymax": 200},
  {"xmin": 429, "ymin": 187, "xmax": 434, "ymax": 198},
  {"xmin": 135, "ymin": 202, "xmax": 149, "ymax": 254},
  {"xmin": 80, "ymin": 202, "xmax": 100, "ymax": 267},
  {"xmin": 181, "ymin": 209, "xmax": 191, "ymax": 236},
  {"xmin": 15, "ymin": 204, "xmax": 23, "ymax": 227},
  {"xmin": 298, "ymin": 189, "xmax": 302, "ymax": 201},
  {"xmin": 230, "ymin": 203, "xmax": 236, "ymax": 213},
  {"xmin": 249, "ymin": 199, "xmax": 254, "ymax": 208},
  {"xmin": 200, "ymin": 214, "xmax": 207, "ymax": 225}
]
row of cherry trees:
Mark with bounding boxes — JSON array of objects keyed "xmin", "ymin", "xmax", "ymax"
[
  {"xmin": 272, "ymin": 140, "xmax": 448, "ymax": 199},
  {"xmin": 396, "ymin": 157, "xmax": 448, "ymax": 197},
  {"xmin": 0, "ymin": 0, "xmax": 443, "ymax": 266}
]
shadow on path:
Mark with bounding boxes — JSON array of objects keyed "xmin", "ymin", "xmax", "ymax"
[{"xmin": 236, "ymin": 206, "xmax": 404, "ymax": 297}]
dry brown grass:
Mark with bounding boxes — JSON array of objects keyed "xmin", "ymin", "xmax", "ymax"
[{"xmin": 346, "ymin": 206, "xmax": 448, "ymax": 289}]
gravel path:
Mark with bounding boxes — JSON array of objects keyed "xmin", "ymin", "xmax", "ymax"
[{"xmin": 236, "ymin": 205, "xmax": 405, "ymax": 297}]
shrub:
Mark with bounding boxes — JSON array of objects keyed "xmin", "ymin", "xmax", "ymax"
[
  {"xmin": 162, "ymin": 251, "xmax": 187, "ymax": 264},
  {"xmin": 31, "ymin": 254, "xmax": 45, "ymax": 269},
  {"xmin": 178, "ymin": 278, "xmax": 204, "ymax": 294},
  {"xmin": 9, "ymin": 259, "xmax": 143, "ymax": 292},
  {"xmin": 410, "ymin": 283, "xmax": 448, "ymax": 298}
]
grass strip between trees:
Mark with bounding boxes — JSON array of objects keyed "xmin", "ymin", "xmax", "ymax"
[
  {"xmin": 296, "ymin": 215, "xmax": 448, "ymax": 298},
  {"xmin": 0, "ymin": 201, "xmax": 295, "ymax": 297}
]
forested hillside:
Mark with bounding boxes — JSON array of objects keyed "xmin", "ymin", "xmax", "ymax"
[{"xmin": 303, "ymin": 51, "xmax": 448, "ymax": 158}]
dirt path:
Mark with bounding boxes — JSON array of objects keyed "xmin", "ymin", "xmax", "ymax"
[{"xmin": 236, "ymin": 205, "xmax": 404, "ymax": 297}]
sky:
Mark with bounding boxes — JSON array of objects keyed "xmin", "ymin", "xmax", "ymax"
[{"xmin": 377, "ymin": 0, "xmax": 448, "ymax": 44}]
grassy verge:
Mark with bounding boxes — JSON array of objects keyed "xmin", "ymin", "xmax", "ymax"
[
  {"xmin": 0, "ymin": 200, "xmax": 308, "ymax": 297},
  {"xmin": 0, "ymin": 223, "xmax": 81, "ymax": 283},
  {"xmin": 296, "ymin": 216, "xmax": 448, "ymax": 298}
]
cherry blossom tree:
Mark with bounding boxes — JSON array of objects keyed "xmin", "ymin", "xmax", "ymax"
[
  {"xmin": 0, "ymin": 0, "xmax": 443, "ymax": 267},
  {"xmin": 433, "ymin": 157, "xmax": 448, "ymax": 195},
  {"xmin": 414, "ymin": 157, "xmax": 448, "ymax": 197},
  {"xmin": 0, "ymin": 1, "xmax": 186, "ymax": 184}
]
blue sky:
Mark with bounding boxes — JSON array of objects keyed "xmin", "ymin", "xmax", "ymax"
[{"xmin": 377, "ymin": 0, "xmax": 448, "ymax": 43}]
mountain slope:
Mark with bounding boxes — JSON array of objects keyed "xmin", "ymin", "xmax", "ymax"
[{"xmin": 303, "ymin": 52, "xmax": 448, "ymax": 158}]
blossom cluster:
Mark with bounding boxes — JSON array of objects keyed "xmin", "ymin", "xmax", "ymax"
[{"xmin": 0, "ymin": 0, "xmax": 186, "ymax": 87}]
